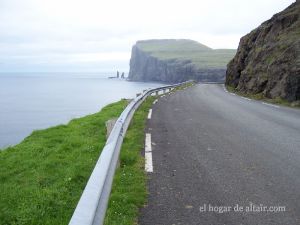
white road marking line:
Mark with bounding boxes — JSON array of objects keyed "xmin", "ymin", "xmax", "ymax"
[
  {"xmin": 230, "ymin": 93, "xmax": 236, "ymax": 96},
  {"xmin": 241, "ymin": 96, "xmax": 252, "ymax": 101},
  {"xmin": 153, "ymin": 99, "xmax": 158, "ymax": 104},
  {"xmin": 147, "ymin": 109, "xmax": 152, "ymax": 119},
  {"xmin": 262, "ymin": 102, "xmax": 280, "ymax": 108},
  {"xmin": 145, "ymin": 133, "xmax": 152, "ymax": 152},
  {"xmin": 145, "ymin": 152, "xmax": 153, "ymax": 172},
  {"xmin": 145, "ymin": 133, "xmax": 153, "ymax": 172},
  {"xmin": 223, "ymin": 87, "xmax": 229, "ymax": 93}
]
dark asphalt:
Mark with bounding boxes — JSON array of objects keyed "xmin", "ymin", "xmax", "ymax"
[{"xmin": 139, "ymin": 84, "xmax": 300, "ymax": 225}]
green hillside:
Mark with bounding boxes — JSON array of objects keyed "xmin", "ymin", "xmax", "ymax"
[{"xmin": 136, "ymin": 39, "xmax": 236, "ymax": 69}]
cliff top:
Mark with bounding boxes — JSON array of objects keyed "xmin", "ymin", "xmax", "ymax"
[
  {"xmin": 136, "ymin": 39, "xmax": 212, "ymax": 52},
  {"xmin": 135, "ymin": 39, "xmax": 236, "ymax": 69}
]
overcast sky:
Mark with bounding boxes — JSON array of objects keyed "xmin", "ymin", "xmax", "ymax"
[{"xmin": 0, "ymin": 0, "xmax": 295, "ymax": 72}]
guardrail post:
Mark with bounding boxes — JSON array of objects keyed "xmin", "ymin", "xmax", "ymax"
[{"xmin": 155, "ymin": 91, "xmax": 159, "ymax": 96}]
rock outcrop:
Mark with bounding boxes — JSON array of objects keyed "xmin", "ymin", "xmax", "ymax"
[
  {"xmin": 128, "ymin": 39, "xmax": 235, "ymax": 83},
  {"xmin": 226, "ymin": 1, "xmax": 300, "ymax": 102}
]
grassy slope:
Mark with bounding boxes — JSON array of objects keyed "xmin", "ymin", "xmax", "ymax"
[
  {"xmin": 0, "ymin": 100, "xmax": 128, "ymax": 225},
  {"xmin": 136, "ymin": 39, "xmax": 236, "ymax": 69}
]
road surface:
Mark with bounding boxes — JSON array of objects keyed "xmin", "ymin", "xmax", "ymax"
[{"xmin": 139, "ymin": 83, "xmax": 300, "ymax": 225}]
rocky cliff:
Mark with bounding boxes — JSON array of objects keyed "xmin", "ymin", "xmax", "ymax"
[
  {"xmin": 128, "ymin": 39, "xmax": 235, "ymax": 83},
  {"xmin": 226, "ymin": 1, "xmax": 300, "ymax": 102}
]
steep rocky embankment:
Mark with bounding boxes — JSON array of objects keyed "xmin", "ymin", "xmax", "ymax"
[
  {"xmin": 128, "ymin": 39, "xmax": 235, "ymax": 83},
  {"xmin": 226, "ymin": 1, "xmax": 300, "ymax": 102}
]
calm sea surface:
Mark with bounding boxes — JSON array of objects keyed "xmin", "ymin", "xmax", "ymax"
[{"xmin": 0, "ymin": 72, "xmax": 162, "ymax": 149}]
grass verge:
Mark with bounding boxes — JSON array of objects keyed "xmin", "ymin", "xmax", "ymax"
[
  {"xmin": 104, "ymin": 96, "xmax": 156, "ymax": 225},
  {"xmin": 173, "ymin": 81, "xmax": 196, "ymax": 91},
  {"xmin": 226, "ymin": 85, "xmax": 300, "ymax": 108},
  {"xmin": 0, "ymin": 100, "xmax": 128, "ymax": 225}
]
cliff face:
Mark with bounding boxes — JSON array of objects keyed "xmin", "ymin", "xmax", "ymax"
[
  {"xmin": 128, "ymin": 39, "xmax": 235, "ymax": 83},
  {"xmin": 226, "ymin": 1, "xmax": 300, "ymax": 102}
]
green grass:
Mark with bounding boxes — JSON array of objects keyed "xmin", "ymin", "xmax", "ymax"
[
  {"xmin": 104, "ymin": 96, "xmax": 155, "ymax": 225},
  {"xmin": 226, "ymin": 85, "xmax": 300, "ymax": 108},
  {"xmin": 0, "ymin": 100, "xmax": 128, "ymax": 225},
  {"xmin": 136, "ymin": 39, "xmax": 236, "ymax": 69},
  {"xmin": 172, "ymin": 81, "xmax": 196, "ymax": 91},
  {"xmin": 137, "ymin": 39, "xmax": 212, "ymax": 52}
]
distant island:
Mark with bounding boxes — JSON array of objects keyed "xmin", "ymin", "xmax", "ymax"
[{"xmin": 128, "ymin": 39, "xmax": 236, "ymax": 83}]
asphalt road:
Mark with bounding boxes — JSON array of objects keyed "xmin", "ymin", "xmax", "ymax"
[{"xmin": 139, "ymin": 84, "xmax": 300, "ymax": 225}]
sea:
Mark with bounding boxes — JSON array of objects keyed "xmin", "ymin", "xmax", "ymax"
[{"xmin": 0, "ymin": 72, "xmax": 163, "ymax": 149}]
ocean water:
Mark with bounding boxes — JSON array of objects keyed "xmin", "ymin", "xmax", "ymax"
[{"xmin": 0, "ymin": 72, "xmax": 162, "ymax": 149}]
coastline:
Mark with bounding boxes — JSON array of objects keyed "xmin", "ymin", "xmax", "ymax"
[{"xmin": 0, "ymin": 73, "xmax": 163, "ymax": 149}]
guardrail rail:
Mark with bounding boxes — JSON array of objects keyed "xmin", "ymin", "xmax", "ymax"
[{"xmin": 68, "ymin": 80, "xmax": 194, "ymax": 225}]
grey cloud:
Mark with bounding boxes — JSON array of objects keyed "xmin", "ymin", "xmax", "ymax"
[{"xmin": 0, "ymin": 0, "xmax": 295, "ymax": 72}]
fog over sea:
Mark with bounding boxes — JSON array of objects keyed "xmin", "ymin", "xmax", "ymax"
[{"xmin": 0, "ymin": 72, "xmax": 162, "ymax": 149}]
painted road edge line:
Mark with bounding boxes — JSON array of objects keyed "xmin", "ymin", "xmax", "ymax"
[
  {"xmin": 145, "ymin": 152, "xmax": 153, "ymax": 172},
  {"xmin": 145, "ymin": 133, "xmax": 151, "ymax": 152},
  {"xmin": 241, "ymin": 96, "xmax": 252, "ymax": 101},
  {"xmin": 262, "ymin": 102, "xmax": 280, "ymax": 108},
  {"xmin": 147, "ymin": 109, "xmax": 152, "ymax": 119},
  {"xmin": 145, "ymin": 133, "xmax": 153, "ymax": 172}
]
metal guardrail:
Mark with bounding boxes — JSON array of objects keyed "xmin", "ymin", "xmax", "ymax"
[{"xmin": 68, "ymin": 81, "xmax": 193, "ymax": 225}]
